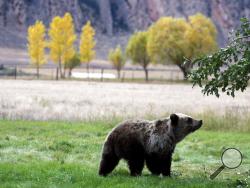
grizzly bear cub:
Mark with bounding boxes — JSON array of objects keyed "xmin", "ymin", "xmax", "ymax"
[{"xmin": 99, "ymin": 113, "xmax": 202, "ymax": 176}]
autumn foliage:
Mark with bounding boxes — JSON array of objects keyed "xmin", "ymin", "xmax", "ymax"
[
  {"xmin": 126, "ymin": 31, "xmax": 150, "ymax": 81},
  {"xmin": 186, "ymin": 13, "xmax": 217, "ymax": 58},
  {"xmin": 48, "ymin": 13, "xmax": 77, "ymax": 78},
  {"xmin": 80, "ymin": 21, "xmax": 96, "ymax": 73},
  {"xmin": 27, "ymin": 20, "xmax": 46, "ymax": 78},
  {"xmin": 147, "ymin": 13, "xmax": 218, "ymax": 78},
  {"xmin": 108, "ymin": 45, "xmax": 125, "ymax": 79},
  {"xmin": 27, "ymin": 12, "xmax": 218, "ymax": 81},
  {"xmin": 27, "ymin": 12, "xmax": 96, "ymax": 79}
]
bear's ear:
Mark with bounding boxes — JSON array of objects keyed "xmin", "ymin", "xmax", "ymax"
[{"xmin": 170, "ymin": 113, "xmax": 179, "ymax": 126}]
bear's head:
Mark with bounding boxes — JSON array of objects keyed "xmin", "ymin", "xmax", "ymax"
[{"xmin": 170, "ymin": 113, "xmax": 202, "ymax": 143}]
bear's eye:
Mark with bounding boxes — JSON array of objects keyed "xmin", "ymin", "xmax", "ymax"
[{"xmin": 187, "ymin": 118, "xmax": 192, "ymax": 124}]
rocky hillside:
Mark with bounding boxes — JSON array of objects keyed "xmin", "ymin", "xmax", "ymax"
[{"xmin": 0, "ymin": 0, "xmax": 249, "ymax": 58}]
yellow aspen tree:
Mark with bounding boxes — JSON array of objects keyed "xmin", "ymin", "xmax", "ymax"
[
  {"xmin": 27, "ymin": 20, "xmax": 46, "ymax": 79},
  {"xmin": 80, "ymin": 21, "xmax": 96, "ymax": 74},
  {"xmin": 108, "ymin": 45, "xmax": 125, "ymax": 79},
  {"xmin": 48, "ymin": 13, "xmax": 76, "ymax": 78}
]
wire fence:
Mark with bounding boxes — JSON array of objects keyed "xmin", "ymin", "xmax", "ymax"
[{"xmin": 0, "ymin": 64, "xmax": 184, "ymax": 82}]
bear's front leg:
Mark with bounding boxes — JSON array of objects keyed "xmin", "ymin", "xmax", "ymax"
[
  {"xmin": 161, "ymin": 154, "xmax": 172, "ymax": 177},
  {"xmin": 99, "ymin": 142, "xmax": 120, "ymax": 176},
  {"xmin": 145, "ymin": 154, "xmax": 162, "ymax": 175},
  {"xmin": 99, "ymin": 152, "xmax": 120, "ymax": 176}
]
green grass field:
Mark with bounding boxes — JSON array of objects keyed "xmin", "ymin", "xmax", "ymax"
[{"xmin": 0, "ymin": 120, "xmax": 250, "ymax": 188}]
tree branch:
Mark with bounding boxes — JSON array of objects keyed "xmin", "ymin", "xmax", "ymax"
[{"xmin": 230, "ymin": 35, "xmax": 250, "ymax": 44}]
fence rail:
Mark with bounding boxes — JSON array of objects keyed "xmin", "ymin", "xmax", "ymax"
[{"xmin": 0, "ymin": 64, "xmax": 184, "ymax": 81}]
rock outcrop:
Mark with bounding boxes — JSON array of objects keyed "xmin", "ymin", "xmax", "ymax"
[
  {"xmin": 0, "ymin": 0, "xmax": 249, "ymax": 48},
  {"xmin": 109, "ymin": 0, "xmax": 250, "ymax": 45}
]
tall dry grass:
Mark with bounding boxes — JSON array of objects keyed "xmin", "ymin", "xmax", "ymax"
[{"xmin": 0, "ymin": 80, "xmax": 250, "ymax": 125}]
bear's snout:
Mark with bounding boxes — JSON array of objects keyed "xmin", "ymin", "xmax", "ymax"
[
  {"xmin": 199, "ymin": 120, "xmax": 203, "ymax": 125},
  {"xmin": 191, "ymin": 120, "xmax": 202, "ymax": 132},
  {"xmin": 196, "ymin": 120, "xmax": 203, "ymax": 129}
]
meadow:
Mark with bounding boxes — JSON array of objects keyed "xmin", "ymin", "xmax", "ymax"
[
  {"xmin": 0, "ymin": 120, "xmax": 249, "ymax": 188},
  {"xmin": 1, "ymin": 80, "xmax": 250, "ymax": 187}
]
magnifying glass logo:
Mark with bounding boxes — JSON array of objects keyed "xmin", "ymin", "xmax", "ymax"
[{"xmin": 210, "ymin": 148, "xmax": 243, "ymax": 180}]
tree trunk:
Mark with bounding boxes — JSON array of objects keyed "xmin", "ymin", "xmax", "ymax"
[
  {"xmin": 14, "ymin": 66, "xmax": 17, "ymax": 80},
  {"xmin": 87, "ymin": 63, "xmax": 90, "ymax": 80},
  {"xmin": 177, "ymin": 64, "xmax": 188, "ymax": 80},
  {"xmin": 177, "ymin": 59, "xmax": 194, "ymax": 80},
  {"xmin": 58, "ymin": 58, "xmax": 63, "ymax": 79},
  {"xmin": 101, "ymin": 69, "xmax": 104, "ymax": 82},
  {"xmin": 68, "ymin": 68, "xmax": 72, "ymax": 77},
  {"xmin": 36, "ymin": 64, "xmax": 39, "ymax": 79},
  {"xmin": 144, "ymin": 67, "xmax": 148, "ymax": 82},
  {"xmin": 117, "ymin": 69, "xmax": 121, "ymax": 80},
  {"xmin": 56, "ymin": 67, "xmax": 59, "ymax": 80},
  {"xmin": 62, "ymin": 65, "xmax": 66, "ymax": 78}
]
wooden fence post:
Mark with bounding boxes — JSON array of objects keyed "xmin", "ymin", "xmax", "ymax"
[
  {"xmin": 122, "ymin": 72, "xmax": 125, "ymax": 82},
  {"xmin": 14, "ymin": 66, "xmax": 17, "ymax": 80},
  {"xmin": 56, "ymin": 67, "xmax": 59, "ymax": 80},
  {"xmin": 101, "ymin": 69, "xmax": 104, "ymax": 82}
]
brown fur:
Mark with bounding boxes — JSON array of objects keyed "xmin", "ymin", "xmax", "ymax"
[{"xmin": 99, "ymin": 113, "xmax": 202, "ymax": 176}]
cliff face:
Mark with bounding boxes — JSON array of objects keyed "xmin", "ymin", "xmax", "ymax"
[
  {"xmin": 0, "ymin": 0, "xmax": 98, "ymax": 30},
  {"xmin": 111, "ymin": 0, "xmax": 250, "ymax": 45},
  {"xmin": 0, "ymin": 0, "xmax": 249, "ymax": 47}
]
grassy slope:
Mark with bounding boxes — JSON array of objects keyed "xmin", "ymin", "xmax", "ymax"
[{"xmin": 0, "ymin": 120, "xmax": 249, "ymax": 188}]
